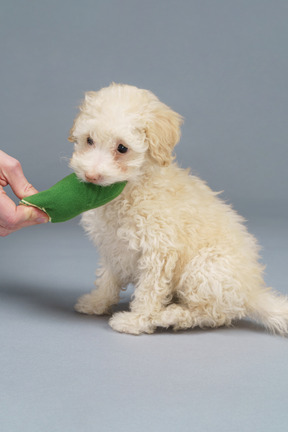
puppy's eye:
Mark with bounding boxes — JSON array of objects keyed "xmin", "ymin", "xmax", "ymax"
[
  {"xmin": 87, "ymin": 137, "xmax": 94, "ymax": 145},
  {"xmin": 117, "ymin": 143, "xmax": 128, "ymax": 154}
]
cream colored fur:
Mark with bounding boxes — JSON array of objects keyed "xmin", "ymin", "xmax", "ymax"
[{"xmin": 70, "ymin": 83, "xmax": 288, "ymax": 335}]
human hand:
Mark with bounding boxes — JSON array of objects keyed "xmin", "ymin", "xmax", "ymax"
[{"xmin": 0, "ymin": 150, "xmax": 49, "ymax": 237}]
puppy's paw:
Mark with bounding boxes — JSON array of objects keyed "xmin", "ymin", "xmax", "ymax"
[
  {"xmin": 109, "ymin": 312, "xmax": 156, "ymax": 335},
  {"xmin": 74, "ymin": 293, "xmax": 110, "ymax": 315}
]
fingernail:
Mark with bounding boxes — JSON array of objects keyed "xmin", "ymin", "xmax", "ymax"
[{"xmin": 36, "ymin": 216, "xmax": 49, "ymax": 224}]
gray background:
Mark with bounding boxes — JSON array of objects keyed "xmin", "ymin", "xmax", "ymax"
[{"xmin": 1, "ymin": 1, "xmax": 287, "ymax": 431}]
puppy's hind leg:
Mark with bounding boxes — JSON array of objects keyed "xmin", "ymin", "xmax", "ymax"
[
  {"xmin": 153, "ymin": 303, "xmax": 229, "ymax": 331},
  {"xmin": 174, "ymin": 248, "xmax": 248, "ymax": 330},
  {"xmin": 152, "ymin": 304, "xmax": 194, "ymax": 330},
  {"xmin": 75, "ymin": 267, "xmax": 121, "ymax": 315}
]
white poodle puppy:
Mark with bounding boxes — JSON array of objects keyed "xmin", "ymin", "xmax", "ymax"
[{"xmin": 69, "ymin": 83, "xmax": 288, "ymax": 335}]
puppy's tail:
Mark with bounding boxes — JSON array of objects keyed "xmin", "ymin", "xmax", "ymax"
[{"xmin": 248, "ymin": 288, "xmax": 288, "ymax": 336}]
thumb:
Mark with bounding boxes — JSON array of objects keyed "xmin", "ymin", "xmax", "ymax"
[{"xmin": 18, "ymin": 205, "xmax": 49, "ymax": 226}]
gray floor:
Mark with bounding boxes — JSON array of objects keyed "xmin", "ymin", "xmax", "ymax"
[{"xmin": 1, "ymin": 216, "xmax": 288, "ymax": 432}]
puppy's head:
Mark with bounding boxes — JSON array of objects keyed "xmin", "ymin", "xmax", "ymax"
[{"xmin": 69, "ymin": 83, "xmax": 183, "ymax": 185}]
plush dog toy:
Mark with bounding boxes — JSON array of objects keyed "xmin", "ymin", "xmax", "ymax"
[{"xmin": 20, "ymin": 173, "xmax": 127, "ymax": 223}]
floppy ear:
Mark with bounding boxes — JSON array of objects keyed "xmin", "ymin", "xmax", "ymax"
[
  {"xmin": 145, "ymin": 101, "xmax": 183, "ymax": 166},
  {"xmin": 68, "ymin": 91, "xmax": 98, "ymax": 143},
  {"xmin": 68, "ymin": 115, "xmax": 78, "ymax": 142}
]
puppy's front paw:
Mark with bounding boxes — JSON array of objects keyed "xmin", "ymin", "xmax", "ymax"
[
  {"xmin": 109, "ymin": 312, "xmax": 156, "ymax": 335},
  {"xmin": 74, "ymin": 293, "xmax": 110, "ymax": 315}
]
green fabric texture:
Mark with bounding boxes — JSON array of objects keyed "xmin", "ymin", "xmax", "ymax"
[{"xmin": 20, "ymin": 173, "xmax": 127, "ymax": 223}]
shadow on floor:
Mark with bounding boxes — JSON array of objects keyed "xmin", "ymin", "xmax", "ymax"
[
  {"xmin": 0, "ymin": 279, "xmax": 269, "ymax": 335},
  {"xmin": 1, "ymin": 279, "xmax": 84, "ymax": 319}
]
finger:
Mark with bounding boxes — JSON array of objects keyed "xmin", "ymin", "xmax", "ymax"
[
  {"xmin": 0, "ymin": 187, "xmax": 19, "ymax": 224},
  {"xmin": 16, "ymin": 205, "xmax": 49, "ymax": 227},
  {"xmin": 0, "ymin": 206, "xmax": 49, "ymax": 237},
  {"xmin": 0, "ymin": 188, "xmax": 48, "ymax": 236},
  {"xmin": 1, "ymin": 156, "xmax": 38, "ymax": 199}
]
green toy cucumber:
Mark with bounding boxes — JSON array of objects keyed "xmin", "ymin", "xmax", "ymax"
[{"xmin": 20, "ymin": 173, "xmax": 127, "ymax": 223}]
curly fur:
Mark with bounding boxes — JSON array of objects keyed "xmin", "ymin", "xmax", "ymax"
[{"xmin": 69, "ymin": 83, "xmax": 288, "ymax": 335}]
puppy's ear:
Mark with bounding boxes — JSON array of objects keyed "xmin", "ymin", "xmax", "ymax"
[
  {"xmin": 145, "ymin": 101, "xmax": 183, "ymax": 166},
  {"xmin": 68, "ymin": 116, "xmax": 78, "ymax": 142},
  {"xmin": 68, "ymin": 91, "xmax": 98, "ymax": 143}
]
